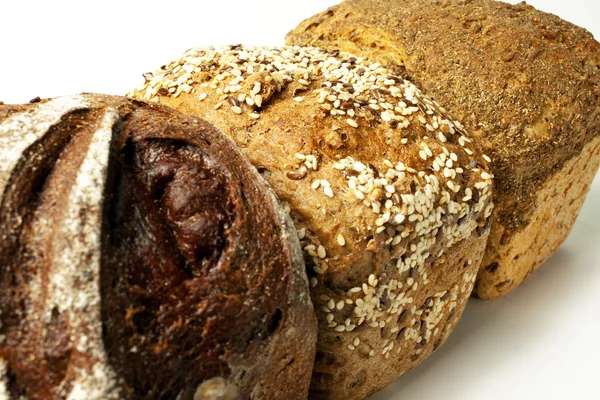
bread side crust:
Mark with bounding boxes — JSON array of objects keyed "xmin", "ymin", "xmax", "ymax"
[
  {"xmin": 311, "ymin": 231, "xmax": 485, "ymax": 399},
  {"xmin": 477, "ymin": 136, "xmax": 600, "ymax": 298}
]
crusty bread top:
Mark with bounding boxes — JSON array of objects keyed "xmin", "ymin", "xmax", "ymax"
[
  {"xmin": 0, "ymin": 94, "xmax": 315, "ymax": 399},
  {"xmin": 130, "ymin": 45, "xmax": 493, "ymax": 341},
  {"xmin": 287, "ymin": 0, "xmax": 600, "ymax": 231}
]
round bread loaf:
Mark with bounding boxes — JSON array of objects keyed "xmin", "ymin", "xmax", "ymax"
[
  {"xmin": 0, "ymin": 94, "xmax": 317, "ymax": 400},
  {"xmin": 130, "ymin": 45, "xmax": 494, "ymax": 399}
]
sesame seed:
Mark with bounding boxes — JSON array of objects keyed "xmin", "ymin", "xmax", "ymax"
[
  {"xmin": 318, "ymin": 245, "xmax": 326, "ymax": 259},
  {"xmin": 294, "ymin": 96, "xmax": 304, "ymax": 102},
  {"xmin": 335, "ymin": 325, "xmax": 346, "ymax": 332},
  {"xmin": 213, "ymin": 102, "xmax": 223, "ymax": 110},
  {"xmin": 310, "ymin": 277, "xmax": 318, "ymax": 288},
  {"xmin": 347, "ymin": 118, "xmax": 358, "ymax": 128},
  {"xmin": 481, "ymin": 172, "xmax": 492, "ymax": 180},
  {"xmin": 231, "ymin": 106, "xmax": 242, "ymax": 114},
  {"xmin": 311, "ymin": 180, "xmax": 321, "ymax": 190},
  {"xmin": 297, "ymin": 228, "xmax": 306, "ymax": 239},
  {"xmin": 249, "ymin": 113, "xmax": 260, "ymax": 119},
  {"xmin": 324, "ymin": 186, "xmax": 334, "ymax": 198},
  {"xmin": 336, "ymin": 301, "xmax": 345, "ymax": 310},
  {"xmin": 483, "ymin": 154, "xmax": 492, "ymax": 162},
  {"xmin": 337, "ymin": 233, "xmax": 346, "ymax": 246}
]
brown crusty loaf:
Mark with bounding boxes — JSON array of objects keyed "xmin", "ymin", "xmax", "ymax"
[
  {"xmin": 129, "ymin": 45, "xmax": 494, "ymax": 399},
  {"xmin": 286, "ymin": 0, "xmax": 600, "ymax": 299},
  {"xmin": 0, "ymin": 93, "xmax": 317, "ymax": 399}
]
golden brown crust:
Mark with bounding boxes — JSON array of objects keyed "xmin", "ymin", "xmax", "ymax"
[
  {"xmin": 0, "ymin": 94, "xmax": 316, "ymax": 399},
  {"xmin": 287, "ymin": 0, "xmax": 600, "ymax": 231},
  {"xmin": 286, "ymin": 0, "xmax": 600, "ymax": 299},
  {"xmin": 129, "ymin": 45, "xmax": 493, "ymax": 398},
  {"xmin": 477, "ymin": 136, "xmax": 600, "ymax": 297}
]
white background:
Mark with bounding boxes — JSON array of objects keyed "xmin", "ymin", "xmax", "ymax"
[{"xmin": 1, "ymin": 1, "xmax": 599, "ymax": 399}]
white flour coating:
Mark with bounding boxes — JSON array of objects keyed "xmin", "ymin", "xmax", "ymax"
[
  {"xmin": 41, "ymin": 108, "xmax": 121, "ymax": 400},
  {"xmin": 0, "ymin": 358, "xmax": 8, "ymax": 400},
  {"xmin": 0, "ymin": 95, "xmax": 89, "ymax": 195}
]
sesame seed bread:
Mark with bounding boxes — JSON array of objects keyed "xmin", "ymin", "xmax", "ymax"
[
  {"xmin": 286, "ymin": 0, "xmax": 600, "ymax": 299},
  {"xmin": 0, "ymin": 94, "xmax": 317, "ymax": 399},
  {"xmin": 129, "ymin": 45, "xmax": 494, "ymax": 399}
]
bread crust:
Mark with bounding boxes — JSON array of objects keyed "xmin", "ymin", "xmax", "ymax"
[
  {"xmin": 286, "ymin": 0, "xmax": 600, "ymax": 298},
  {"xmin": 130, "ymin": 45, "xmax": 493, "ymax": 399},
  {"xmin": 0, "ymin": 94, "xmax": 316, "ymax": 399}
]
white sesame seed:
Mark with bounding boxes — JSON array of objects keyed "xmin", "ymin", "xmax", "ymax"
[
  {"xmin": 318, "ymin": 245, "xmax": 327, "ymax": 259},
  {"xmin": 231, "ymin": 106, "xmax": 242, "ymax": 114},
  {"xmin": 336, "ymin": 301, "xmax": 345, "ymax": 310},
  {"xmin": 483, "ymin": 154, "xmax": 492, "ymax": 162},
  {"xmin": 368, "ymin": 274, "xmax": 377, "ymax": 287},
  {"xmin": 324, "ymin": 186, "xmax": 334, "ymax": 198},
  {"xmin": 337, "ymin": 233, "xmax": 346, "ymax": 246},
  {"xmin": 213, "ymin": 102, "xmax": 223, "ymax": 110},
  {"xmin": 335, "ymin": 325, "xmax": 346, "ymax": 332},
  {"xmin": 311, "ymin": 180, "xmax": 321, "ymax": 190},
  {"xmin": 481, "ymin": 172, "xmax": 492, "ymax": 180},
  {"xmin": 347, "ymin": 118, "xmax": 358, "ymax": 128},
  {"xmin": 310, "ymin": 277, "xmax": 318, "ymax": 288},
  {"xmin": 293, "ymin": 96, "xmax": 304, "ymax": 102}
]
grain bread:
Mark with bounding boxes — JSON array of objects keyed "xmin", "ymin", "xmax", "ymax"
[
  {"xmin": 130, "ymin": 45, "xmax": 494, "ymax": 399},
  {"xmin": 286, "ymin": 0, "xmax": 600, "ymax": 299},
  {"xmin": 0, "ymin": 94, "xmax": 317, "ymax": 399}
]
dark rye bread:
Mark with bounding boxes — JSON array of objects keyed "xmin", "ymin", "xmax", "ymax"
[
  {"xmin": 129, "ymin": 45, "xmax": 494, "ymax": 399},
  {"xmin": 287, "ymin": 0, "xmax": 600, "ymax": 299},
  {"xmin": 0, "ymin": 94, "xmax": 317, "ymax": 399}
]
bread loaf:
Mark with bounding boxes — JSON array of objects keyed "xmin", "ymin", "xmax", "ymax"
[
  {"xmin": 286, "ymin": 0, "xmax": 600, "ymax": 299},
  {"xmin": 130, "ymin": 45, "xmax": 494, "ymax": 399},
  {"xmin": 0, "ymin": 94, "xmax": 317, "ymax": 399}
]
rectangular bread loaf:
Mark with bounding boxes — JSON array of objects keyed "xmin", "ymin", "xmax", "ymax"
[{"xmin": 287, "ymin": 0, "xmax": 600, "ymax": 299}]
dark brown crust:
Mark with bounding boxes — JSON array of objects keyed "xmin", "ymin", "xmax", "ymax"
[
  {"xmin": 286, "ymin": 0, "xmax": 600, "ymax": 232},
  {"xmin": 0, "ymin": 94, "xmax": 317, "ymax": 399}
]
